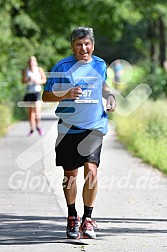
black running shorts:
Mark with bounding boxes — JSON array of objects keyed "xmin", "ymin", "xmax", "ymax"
[
  {"xmin": 55, "ymin": 125, "xmax": 103, "ymax": 171},
  {"xmin": 24, "ymin": 92, "xmax": 41, "ymax": 102}
]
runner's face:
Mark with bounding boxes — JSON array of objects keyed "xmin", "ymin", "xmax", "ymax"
[
  {"xmin": 72, "ymin": 37, "xmax": 94, "ymax": 62},
  {"xmin": 29, "ymin": 57, "xmax": 37, "ymax": 68}
]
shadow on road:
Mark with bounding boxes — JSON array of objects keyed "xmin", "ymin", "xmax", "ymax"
[
  {"xmin": 96, "ymin": 217, "xmax": 167, "ymax": 238},
  {"xmin": 0, "ymin": 214, "xmax": 167, "ymax": 245},
  {"xmin": 0, "ymin": 214, "xmax": 88, "ymax": 246}
]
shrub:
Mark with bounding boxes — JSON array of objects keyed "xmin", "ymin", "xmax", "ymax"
[{"xmin": 112, "ymin": 100, "xmax": 167, "ymax": 174}]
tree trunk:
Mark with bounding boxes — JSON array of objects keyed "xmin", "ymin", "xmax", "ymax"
[
  {"xmin": 148, "ymin": 20, "xmax": 158, "ymax": 73},
  {"xmin": 159, "ymin": 16, "xmax": 166, "ymax": 68}
]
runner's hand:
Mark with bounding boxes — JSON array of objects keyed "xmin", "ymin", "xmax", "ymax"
[
  {"xmin": 106, "ymin": 95, "xmax": 116, "ymax": 112},
  {"xmin": 67, "ymin": 87, "xmax": 82, "ymax": 99}
]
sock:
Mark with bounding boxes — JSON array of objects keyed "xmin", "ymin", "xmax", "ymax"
[
  {"xmin": 82, "ymin": 205, "xmax": 93, "ymax": 221},
  {"xmin": 67, "ymin": 203, "xmax": 77, "ymax": 217}
]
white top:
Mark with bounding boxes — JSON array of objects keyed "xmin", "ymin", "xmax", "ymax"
[{"xmin": 26, "ymin": 67, "xmax": 42, "ymax": 93}]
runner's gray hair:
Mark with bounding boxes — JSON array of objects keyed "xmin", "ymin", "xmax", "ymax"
[{"xmin": 70, "ymin": 27, "xmax": 95, "ymax": 44}]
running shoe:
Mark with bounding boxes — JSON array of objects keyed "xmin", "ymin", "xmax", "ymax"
[
  {"xmin": 27, "ymin": 129, "xmax": 34, "ymax": 136},
  {"xmin": 66, "ymin": 216, "xmax": 80, "ymax": 239},
  {"xmin": 36, "ymin": 127, "xmax": 45, "ymax": 136},
  {"xmin": 80, "ymin": 217, "xmax": 97, "ymax": 239}
]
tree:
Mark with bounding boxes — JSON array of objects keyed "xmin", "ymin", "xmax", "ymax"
[{"xmin": 132, "ymin": 1, "xmax": 167, "ymax": 71}]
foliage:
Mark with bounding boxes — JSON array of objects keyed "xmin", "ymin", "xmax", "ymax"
[
  {"xmin": 0, "ymin": 0, "xmax": 166, "ymax": 132},
  {"xmin": 0, "ymin": 104, "xmax": 13, "ymax": 136},
  {"xmin": 147, "ymin": 68, "xmax": 167, "ymax": 100},
  {"xmin": 112, "ymin": 63, "xmax": 167, "ymax": 101},
  {"xmin": 112, "ymin": 100, "xmax": 167, "ymax": 174}
]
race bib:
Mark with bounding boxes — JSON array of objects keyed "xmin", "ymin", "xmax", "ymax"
[{"xmin": 74, "ymin": 83, "xmax": 99, "ymax": 104}]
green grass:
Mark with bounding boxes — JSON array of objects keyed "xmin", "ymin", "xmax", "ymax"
[
  {"xmin": 0, "ymin": 102, "xmax": 27, "ymax": 137},
  {"xmin": 0, "ymin": 104, "xmax": 13, "ymax": 136},
  {"xmin": 111, "ymin": 100, "xmax": 167, "ymax": 174}
]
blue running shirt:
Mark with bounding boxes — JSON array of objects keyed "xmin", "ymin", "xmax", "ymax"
[{"xmin": 44, "ymin": 55, "xmax": 108, "ymax": 134}]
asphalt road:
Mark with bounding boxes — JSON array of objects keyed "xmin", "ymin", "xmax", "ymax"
[{"xmin": 0, "ymin": 107, "xmax": 167, "ymax": 252}]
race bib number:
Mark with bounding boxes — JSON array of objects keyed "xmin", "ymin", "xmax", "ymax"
[{"xmin": 74, "ymin": 85, "xmax": 99, "ymax": 104}]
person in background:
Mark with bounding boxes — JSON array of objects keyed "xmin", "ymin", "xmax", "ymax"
[
  {"xmin": 163, "ymin": 60, "xmax": 167, "ymax": 72},
  {"xmin": 22, "ymin": 56, "xmax": 46, "ymax": 136},
  {"xmin": 113, "ymin": 59, "xmax": 123, "ymax": 88},
  {"xmin": 42, "ymin": 27, "xmax": 116, "ymax": 239}
]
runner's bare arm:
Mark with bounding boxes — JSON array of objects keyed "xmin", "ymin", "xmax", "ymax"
[
  {"xmin": 42, "ymin": 87, "xmax": 82, "ymax": 102},
  {"xmin": 39, "ymin": 67, "xmax": 47, "ymax": 84}
]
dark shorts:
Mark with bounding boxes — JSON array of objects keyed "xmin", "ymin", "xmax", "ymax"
[
  {"xmin": 24, "ymin": 92, "xmax": 41, "ymax": 102},
  {"xmin": 55, "ymin": 125, "xmax": 103, "ymax": 171}
]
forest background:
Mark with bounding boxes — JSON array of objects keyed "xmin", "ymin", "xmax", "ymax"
[{"xmin": 0, "ymin": 0, "xmax": 167, "ymax": 173}]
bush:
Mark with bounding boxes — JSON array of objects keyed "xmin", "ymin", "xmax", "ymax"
[
  {"xmin": 147, "ymin": 68, "xmax": 167, "ymax": 100},
  {"xmin": 109, "ymin": 63, "xmax": 167, "ymax": 101},
  {"xmin": 0, "ymin": 104, "xmax": 13, "ymax": 136},
  {"xmin": 112, "ymin": 100, "xmax": 167, "ymax": 174}
]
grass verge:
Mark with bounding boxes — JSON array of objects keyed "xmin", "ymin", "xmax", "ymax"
[
  {"xmin": 0, "ymin": 104, "xmax": 13, "ymax": 137},
  {"xmin": 111, "ymin": 100, "xmax": 167, "ymax": 175}
]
